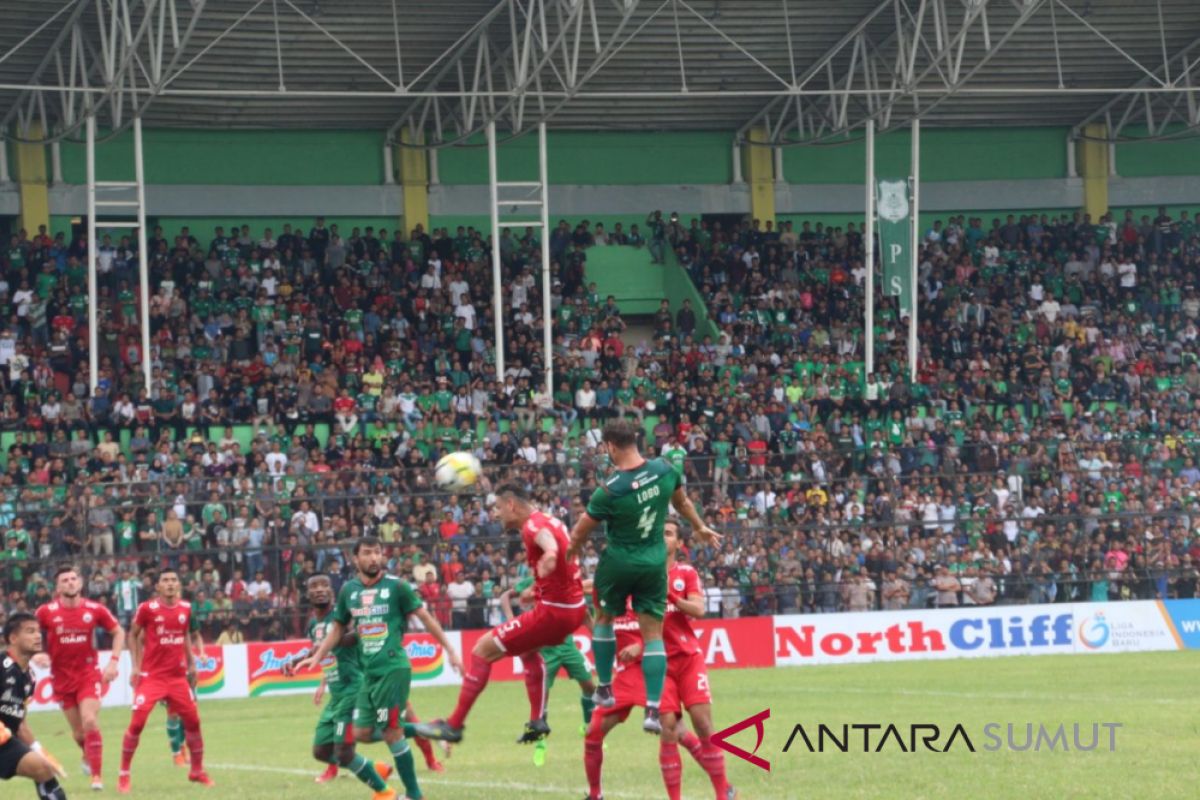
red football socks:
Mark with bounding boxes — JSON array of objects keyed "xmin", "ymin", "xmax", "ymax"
[
  {"xmin": 660, "ymin": 742, "xmax": 682, "ymax": 800},
  {"xmin": 519, "ymin": 652, "xmax": 547, "ymax": 720},
  {"xmin": 84, "ymin": 730, "xmax": 103, "ymax": 779},
  {"xmin": 448, "ymin": 654, "xmax": 493, "ymax": 730}
]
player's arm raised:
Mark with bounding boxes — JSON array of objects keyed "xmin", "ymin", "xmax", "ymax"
[
  {"xmin": 567, "ymin": 512, "xmax": 601, "ymax": 561},
  {"xmin": 670, "ymin": 485, "xmax": 721, "ymax": 546},
  {"xmin": 411, "ymin": 605, "xmax": 463, "ymax": 675}
]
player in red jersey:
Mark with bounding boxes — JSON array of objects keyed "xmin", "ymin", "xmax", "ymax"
[
  {"xmin": 582, "ymin": 595, "xmax": 688, "ymax": 800},
  {"xmin": 35, "ymin": 565, "xmax": 126, "ymax": 791},
  {"xmin": 662, "ymin": 520, "xmax": 735, "ymax": 800},
  {"xmin": 414, "ymin": 483, "xmax": 588, "ymax": 745},
  {"xmin": 117, "ymin": 569, "xmax": 213, "ymax": 793}
]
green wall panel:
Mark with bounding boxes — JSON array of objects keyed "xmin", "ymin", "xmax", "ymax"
[
  {"xmin": 430, "ymin": 213, "xmax": 700, "ymax": 238},
  {"xmin": 1115, "ymin": 126, "xmax": 1200, "ymax": 178},
  {"xmin": 782, "ymin": 127, "xmax": 1070, "ymax": 185},
  {"xmin": 435, "ymin": 131, "xmax": 732, "ymax": 185},
  {"xmin": 60, "ymin": 129, "xmax": 385, "ymax": 185}
]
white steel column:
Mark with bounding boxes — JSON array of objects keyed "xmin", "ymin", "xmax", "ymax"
[
  {"xmin": 487, "ymin": 121, "xmax": 505, "ymax": 384},
  {"xmin": 487, "ymin": 121, "xmax": 553, "ymax": 396},
  {"xmin": 429, "ymin": 147, "xmax": 440, "ymax": 186},
  {"xmin": 731, "ymin": 140, "xmax": 743, "ymax": 184},
  {"xmin": 86, "ymin": 116, "xmax": 99, "ymax": 393},
  {"xmin": 134, "ymin": 117, "xmax": 152, "ymax": 391},
  {"xmin": 0, "ymin": 137, "xmax": 8, "ymax": 183},
  {"xmin": 864, "ymin": 119, "xmax": 875, "ymax": 379},
  {"xmin": 382, "ymin": 144, "xmax": 395, "ymax": 185},
  {"xmin": 87, "ymin": 113, "xmax": 152, "ymax": 393},
  {"xmin": 50, "ymin": 140, "xmax": 63, "ymax": 184},
  {"xmin": 909, "ymin": 118, "xmax": 920, "ymax": 383},
  {"xmin": 538, "ymin": 122, "xmax": 553, "ymax": 396}
]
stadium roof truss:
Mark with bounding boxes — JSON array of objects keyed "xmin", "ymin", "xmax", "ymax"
[{"xmin": 1, "ymin": 0, "xmax": 1199, "ymax": 148}]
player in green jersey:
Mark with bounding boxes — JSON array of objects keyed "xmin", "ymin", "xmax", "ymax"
[
  {"xmin": 296, "ymin": 538, "xmax": 462, "ymax": 800},
  {"xmin": 567, "ymin": 420, "xmax": 720, "ymax": 734},
  {"xmin": 297, "ymin": 574, "xmax": 395, "ymax": 797},
  {"xmin": 501, "ymin": 579, "xmax": 596, "ymax": 767}
]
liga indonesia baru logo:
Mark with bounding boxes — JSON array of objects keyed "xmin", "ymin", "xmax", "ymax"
[{"xmin": 1078, "ymin": 613, "xmax": 1111, "ymax": 650}]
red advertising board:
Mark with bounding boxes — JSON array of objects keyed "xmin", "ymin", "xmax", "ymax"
[{"xmin": 460, "ymin": 616, "xmax": 774, "ymax": 681}]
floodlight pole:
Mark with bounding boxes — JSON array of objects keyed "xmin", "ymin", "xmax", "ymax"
[
  {"xmin": 864, "ymin": 119, "xmax": 875, "ymax": 381},
  {"xmin": 538, "ymin": 122, "xmax": 553, "ymax": 397},
  {"xmin": 134, "ymin": 117, "xmax": 152, "ymax": 391},
  {"xmin": 86, "ymin": 116, "xmax": 98, "ymax": 393},
  {"xmin": 487, "ymin": 121, "xmax": 505, "ymax": 386},
  {"xmin": 909, "ymin": 118, "xmax": 919, "ymax": 383}
]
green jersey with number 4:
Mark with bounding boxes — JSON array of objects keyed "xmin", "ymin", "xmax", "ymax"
[
  {"xmin": 587, "ymin": 457, "xmax": 682, "ymax": 567},
  {"xmin": 333, "ymin": 574, "xmax": 422, "ymax": 679},
  {"xmin": 307, "ymin": 609, "xmax": 361, "ymax": 696}
]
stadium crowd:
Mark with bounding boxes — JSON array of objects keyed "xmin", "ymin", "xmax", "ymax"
[{"xmin": 1, "ymin": 204, "xmax": 1200, "ymax": 640}]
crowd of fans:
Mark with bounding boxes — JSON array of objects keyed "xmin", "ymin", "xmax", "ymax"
[{"xmin": 1, "ymin": 203, "xmax": 1200, "ymax": 639}]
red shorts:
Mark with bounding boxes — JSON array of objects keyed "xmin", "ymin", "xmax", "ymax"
[
  {"xmin": 52, "ymin": 670, "xmax": 103, "ymax": 711},
  {"xmin": 595, "ymin": 663, "xmax": 681, "ymax": 722},
  {"xmin": 131, "ymin": 675, "xmax": 197, "ymax": 719},
  {"xmin": 667, "ymin": 650, "xmax": 712, "ymax": 709},
  {"xmin": 492, "ymin": 602, "xmax": 587, "ymax": 656}
]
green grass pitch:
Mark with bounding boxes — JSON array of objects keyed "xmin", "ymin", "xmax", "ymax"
[{"xmin": 27, "ymin": 652, "xmax": 1197, "ymax": 799}]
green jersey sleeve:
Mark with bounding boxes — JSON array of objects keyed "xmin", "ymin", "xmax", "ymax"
[
  {"xmin": 396, "ymin": 579, "xmax": 423, "ymax": 617},
  {"xmin": 333, "ymin": 583, "xmax": 353, "ymax": 626},
  {"xmin": 587, "ymin": 486, "xmax": 613, "ymax": 521}
]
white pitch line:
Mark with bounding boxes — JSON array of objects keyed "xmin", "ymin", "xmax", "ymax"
[{"xmin": 208, "ymin": 762, "xmax": 700, "ymax": 799}]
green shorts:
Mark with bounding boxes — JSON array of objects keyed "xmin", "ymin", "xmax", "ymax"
[
  {"xmin": 594, "ymin": 552, "xmax": 667, "ymax": 620},
  {"xmin": 543, "ymin": 640, "xmax": 592, "ymax": 688},
  {"xmin": 352, "ymin": 668, "xmax": 411, "ymax": 734},
  {"xmin": 313, "ymin": 691, "xmax": 357, "ymax": 747}
]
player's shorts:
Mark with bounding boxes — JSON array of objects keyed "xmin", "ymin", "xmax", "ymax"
[
  {"xmin": 352, "ymin": 669, "xmax": 411, "ymax": 735},
  {"xmin": 594, "ymin": 663, "xmax": 680, "ymax": 723},
  {"xmin": 51, "ymin": 669, "xmax": 103, "ymax": 711},
  {"xmin": 131, "ymin": 676, "xmax": 197, "ymax": 720},
  {"xmin": 493, "ymin": 602, "xmax": 587, "ymax": 656},
  {"xmin": 0, "ymin": 738, "xmax": 32, "ymax": 781},
  {"xmin": 314, "ymin": 690, "xmax": 358, "ymax": 747},
  {"xmin": 667, "ymin": 650, "xmax": 712, "ymax": 709},
  {"xmin": 543, "ymin": 640, "xmax": 592, "ymax": 688},
  {"xmin": 594, "ymin": 553, "xmax": 668, "ymax": 620}
]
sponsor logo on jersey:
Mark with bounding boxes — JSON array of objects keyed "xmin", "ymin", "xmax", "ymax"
[{"xmin": 359, "ymin": 622, "xmax": 387, "ymax": 640}]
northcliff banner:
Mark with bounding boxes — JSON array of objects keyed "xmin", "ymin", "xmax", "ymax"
[{"xmin": 28, "ymin": 601, "xmax": 1200, "ymax": 712}]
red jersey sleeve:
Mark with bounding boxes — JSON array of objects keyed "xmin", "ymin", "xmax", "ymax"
[
  {"xmin": 92, "ymin": 602, "xmax": 120, "ymax": 633},
  {"xmin": 668, "ymin": 564, "xmax": 702, "ymax": 603},
  {"xmin": 133, "ymin": 602, "xmax": 149, "ymax": 630},
  {"xmin": 35, "ymin": 604, "xmax": 50, "ymax": 629}
]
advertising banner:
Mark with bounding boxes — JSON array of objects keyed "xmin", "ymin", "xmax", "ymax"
[
  {"xmin": 245, "ymin": 640, "xmax": 322, "ymax": 697},
  {"xmin": 773, "ymin": 601, "xmax": 1188, "ymax": 667},
  {"xmin": 28, "ymin": 600, "xmax": 1200, "ymax": 713}
]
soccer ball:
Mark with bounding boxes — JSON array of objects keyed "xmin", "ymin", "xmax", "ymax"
[{"xmin": 435, "ymin": 451, "xmax": 482, "ymax": 491}]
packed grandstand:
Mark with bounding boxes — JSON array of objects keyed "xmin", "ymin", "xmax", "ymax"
[{"xmin": 1, "ymin": 206, "xmax": 1199, "ymax": 643}]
